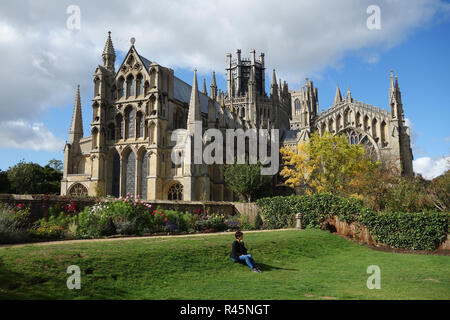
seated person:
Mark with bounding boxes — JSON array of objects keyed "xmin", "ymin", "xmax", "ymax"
[{"xmin": 230, "ymin": 231, "xmax": 262, "ymax": 273}]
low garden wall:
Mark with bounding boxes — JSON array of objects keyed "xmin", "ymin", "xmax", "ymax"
[{"xmin": 0, "ymin": 194, "xmax": 243, "ymax": 222}]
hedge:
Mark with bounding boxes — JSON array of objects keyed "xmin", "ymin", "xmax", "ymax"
[{"xmin": 256, "ymin": 193, "xmax": 449, "ymax": 251}]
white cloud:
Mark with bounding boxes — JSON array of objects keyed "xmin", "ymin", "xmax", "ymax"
[
  {"xmin": 0, "ymin": 0, "xmax": 448, "ymax": 120},
  {"xmin": 0, "ymin": 0, "xmax": 448, "ymax": 152},
  {"xmin": 0, "ymin": 121, "xmax": 65, "ymax": 152},
  {"xmin": 413, "ymin": 156, "xmax": 450, "ymax": 180}
]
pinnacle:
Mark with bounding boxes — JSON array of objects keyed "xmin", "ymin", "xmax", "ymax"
[{"xmin": 103, "ymin": 31, "xmax": 115, "ymax": 56}]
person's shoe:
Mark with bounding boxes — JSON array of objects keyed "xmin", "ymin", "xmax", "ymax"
[
  {"xmin": 256, "ymin": 268, "xmax": 262, "ymax": 273},
  {"xmin": 252, "ymin": 268, "xmax": 259, "ymax": 273}
]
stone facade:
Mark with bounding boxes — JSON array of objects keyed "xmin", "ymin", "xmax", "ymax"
[{"xmin": 61, "ymin": 32, "xmax": 413, "ymax": 199}]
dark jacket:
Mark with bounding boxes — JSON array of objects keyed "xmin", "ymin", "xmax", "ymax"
[{"xmin": 230, "ymin": 240, "xmax": 248, "ymax": 259}]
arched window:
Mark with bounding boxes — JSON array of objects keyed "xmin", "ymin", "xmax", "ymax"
[
  {"xmin": 381, "ymin": 121, "xmax": 387, "ymax": 146},
  {"xmin": 68, "ymin": 183, "xmax": 88, "ymax": 197},
  {"xmin": 372, "ymin": 118, "xmax": 378, "ymax": 139},
  {"xmin": 127, "ymin": 75, "xmax": 134, "ymax": 97},
  {"xmin": 125, "ymin": 150, "xmax": 136, "ymax": 196},
  {"xmin": 125, "ymin": 106, "xmax": 135, "ymax": 139},
  {"xmin": 136, "ymin": 112, "xmax": 144, "ymax": 138},
  {"xmin": 168, "ymin": 183, "xmax": 183, "ymax": 201},
  {"xmin": 136, "ymin": 74, "xmax": 144, "ymax": 96},
  {"xmin": 94, "ymin": 77, "xmax": 100, "ymax": 97},
  {"xmin": 108, "ymin": 123, "xmax": 115, "ymax": 141},
  {"xmin": 116, "ymin": 114, "xmax": 123, "ymax": 139},
  {"xmin": 92, "ymin": 128, "xmax": 99, "ymax": 149},
  {"xmin": 118, "ymin": 77, "xmax": 125, "ymax": 98},
  {"xmin": 140, "ymin": 151, "xmax": 149, "ymax": 200},
  {"xmin": 111, "ymin": 150, "xmax": 120, "ymax": 197},
  {"xmin": 294, "ymin": 99, "xmax": 301, "ymax": 115},
  {"xmin": 356, "ymin": 112, "xmax": 361, "ymax": 128},
  {"xmin": 241, "ymin": 108, "xmax": 245, "ymax": 118}
]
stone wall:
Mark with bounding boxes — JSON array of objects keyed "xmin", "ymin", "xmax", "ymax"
[
  {"xmin": 0, "ymin": 194, "xmax": 239, "ymax": 222},
  {"xmin": 233, "ymin": 202, "xmax": 260, "ymax": 223}
]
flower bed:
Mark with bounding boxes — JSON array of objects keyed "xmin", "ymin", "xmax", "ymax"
[{"xmin": 0, "ymin": 194, "xmax": 260, "ymax": 244}]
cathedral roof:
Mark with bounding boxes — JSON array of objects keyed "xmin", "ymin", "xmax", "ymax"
[
  {"xmin": 173, "ymin": 75, "xmax": 210, "ymax": 114},
  {"xmin": 281, "ymin": 129, "xmax": 300, "ymax": 142}
]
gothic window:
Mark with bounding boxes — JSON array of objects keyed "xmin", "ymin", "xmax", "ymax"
[
  {"xmin": 118, "ymin": 77, "xmax": 125, "ymax": 98},
  {"xmin": 328, "ymin": 118, "xmax": 334, "ymax": 133},
  {"xmin": 241, "ymin": 108, "xmax": 245, "ymax": 118},
  {"xmin": 168, "ymin": 183, "xmax": 183, "ymax": 201},
  {"xmin": 116, "ymin": 114, "xmax": 123, "ymax": 139},
  {"xmin": 381, "ymin": 121, "xmax": 388, "ymax": 147},
  {"xmin": 140, "ymin": 151, "xmax": 149, "ymax": 200},
  {"xmin": 136, "ymin": 74, "xmax": 143, "ymax": 96},
  {"xmin": 150, "ymin": 69, "xmax": 157, "ymax": 88},
  {"xmin": 125, "ymin": 106, "xmax": 135, "ymax": 139},
  {"xmin": 336, "ymin": 114, "xmax": 343, "ymax": 131},
  {"xmin": 356, "ymin": 112, "xmax": 362, "ymax": 128},
  {"xmin": 294, "ymin": 99, "xmax": 301, "ymax": 115},
  {"xmin": 136, "ymin": 112, "xmax": 144, "ymax": 138},
  {"xmin": 127, "ymin": 75, "xmax": 134, "ymax": 97},
  {"xmin": 372, "ymin": 118, "xmax": 378, "ymax": 139},
  {"xmin": 125, "ymin": 150, "xmax": 136, "ymax": 196},
  {"xmin": 111, "ymin": 151, "xmax": 120, "ymax": 197},
  {"xmin": 92, "ymin": 128, "xmax": 99, "ymax": 149},
  {"xmin": 364, "ymin": 115, "xmax": 370, "ymax": 131},
  {"xmin": 149, "ymin": 122, "xmax": 156, "ymax": 144},
  {"xmin": 108, "ymin": 123, "xmax": 115, "ymax": 141},
  {"xmin": 344, "ymin": 128, "xmax": 378, "ymax": 161},
  {"xmin": 144, "ymin": 81, "xmax": 150, "ymax": 95},
  {"xmin": 94, "ymin": 77, "xmax": 100, "ymax": 97},
  {"xmin": 68, "ymin": 183, "xmax": 88, "ymax": 197}
]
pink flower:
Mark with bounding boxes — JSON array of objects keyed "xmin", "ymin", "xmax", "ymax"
[{"xmin": 133, "ymin": 203, "xmax": 137, "ymax": 207}]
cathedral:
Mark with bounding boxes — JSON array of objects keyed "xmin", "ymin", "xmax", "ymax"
[{"xmin": 60, "ymin": 32, "xmax": 414, "ymax": 200}]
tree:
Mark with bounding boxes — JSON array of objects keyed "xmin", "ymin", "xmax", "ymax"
[
  {"xmin": 47, "ymin": 158, "xmax": 63, "ymax": 172},
  {"xmin": 280, "ymin": 131, "xmax": 378, "ymax": 195},
  {"xmin": 0, "ymin": 169, "xmax": 10, "ymax": 193},
  {"xmin": 7, "ymin": 160, "xmax": 62, "ymax": 195},
  {"xmin": 224, "ymin": 160, "xmax": 272, "ymax": 202}
]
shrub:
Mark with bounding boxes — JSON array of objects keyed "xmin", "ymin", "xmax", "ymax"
[
  {"xmin": 0, "ymin": 203, "xmax": 32, "ymax": 244},
  {"xmin": 359, "ymin": 210, "xmax": 449, "ymax": 251},
  {"xmin": 256, "ymin": 193, "xmax": 364, "ymax": 229}
]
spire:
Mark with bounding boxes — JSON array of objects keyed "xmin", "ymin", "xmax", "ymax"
[
  {"xmin": 102, "ymin": 31, "xmax": 116, "ymax": 72},
  {"xmin": 346, "ymin": 87, "xmax": 352, "ymax": 102},
  {"xmin": 202, "ymin": 78, "xmax": 207, "ymax": 95},
  {"xmin": 69, "ymin": 85, "xmax": 83, "ymax": 144},
  {"xmin": 210, "ymin": 71, "xmax": 218, "ymax": 100},
  {"xmin": 187, "ymin": 69, "xmax": 201, "ymax": 132},
  {"xmin": 271, "ymin": 69, "xmax": 277, "ymax": 87},
  {"xmin": 271, "ymin": 69, "xmax": 278, "ymax": 98},
  {"xmin": 333, "ymin": 86, "xmax": 342, "ymax": 106}
]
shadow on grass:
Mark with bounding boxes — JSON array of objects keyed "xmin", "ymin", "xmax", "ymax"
[{"xmin": 232, "ymin": 260, "xmax": 298, "ymax": 272}]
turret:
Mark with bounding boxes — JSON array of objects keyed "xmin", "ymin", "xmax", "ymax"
[
  {"xmin": 210, "ymin": 71, "xmax": 217, "ymax": 100},
  {"xmin": 333, "ymin": 86, "xmax": 342, "ymax": 106},
  {"xmin": 102, "ymin": 31, "xmax": 116, "ymax": 73}
]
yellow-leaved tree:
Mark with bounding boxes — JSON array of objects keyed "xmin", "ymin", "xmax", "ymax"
[{"xmin": 280, "ymin": 131, "xmax": 378, "ymax": 195}]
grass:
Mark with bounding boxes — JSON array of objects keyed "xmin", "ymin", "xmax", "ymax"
[{"xmin": 0, "ymin": 229, "xmax": 449, "ymax": 300}]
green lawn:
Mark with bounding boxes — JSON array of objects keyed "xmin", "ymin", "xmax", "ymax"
[{"xmin": 0, "ymin": 229, "xmax": 449, "ymax": 300}]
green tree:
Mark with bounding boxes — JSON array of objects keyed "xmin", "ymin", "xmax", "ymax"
[
  {"xmin": 47, "ymin": 159, "xmax": 63, "ymax": 172},
  {"xmin": 0, "ymin": 169, "xmax": 10, "ymax": 193},
  {"xmin": 7, "ymin": 160, "xmax": 62, "ymax": 195},
  {"xmin": 224, "ymin": 160, "xmax": 272, "ymax": 202}
]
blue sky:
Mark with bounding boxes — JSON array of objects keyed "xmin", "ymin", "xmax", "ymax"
[{"xmin": 0, "ymin": 0, "xmax": 449, "ymax": 179}]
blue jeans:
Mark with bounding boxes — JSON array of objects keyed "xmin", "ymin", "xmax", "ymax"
[{"xmin": 231, "ymin": 254, "xmax": 257, "ymax": 269}]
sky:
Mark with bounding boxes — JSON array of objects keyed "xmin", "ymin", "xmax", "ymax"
[{"xmin": 0, "ymin": 0, "xmax": 449, "ymax": 180}]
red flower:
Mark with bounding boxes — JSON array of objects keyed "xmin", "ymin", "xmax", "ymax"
[
  {"xmin": 162, "ymin": 214, "xmax": 165, "ymax": 217},
  {"xmin": 152, "ymin": 213, "xmax": 155, "ymax": 216},
  {"xmin": 17, "ymin": 203, "xmax": 23, "ymax": 209},
  {"xmin": 159, "ymin": 212, "xmax": 162, "ymax": 215},
  {"xmin": 164, "ymin": 217, "xmax": 168, "ymax": 222},
  {"xmin": 153, "ymin": 210, "xmax": 157, "ymax": 213}
]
